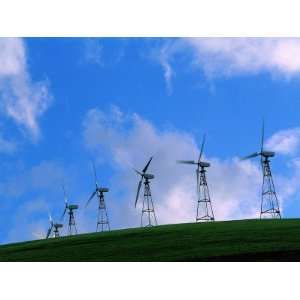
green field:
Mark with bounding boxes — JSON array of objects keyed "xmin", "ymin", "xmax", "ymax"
[{"xmin": 1, "ymin": 219, "xmax": 300, "ymax": 261}]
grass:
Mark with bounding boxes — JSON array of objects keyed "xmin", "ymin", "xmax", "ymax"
[{"xmin": 0, "ymin": 219, "xmax": 300, "ymax": 261}]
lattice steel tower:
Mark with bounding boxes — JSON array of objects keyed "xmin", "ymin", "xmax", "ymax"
[
  {"xmin": 140, "ymin": 176, "xmax": 157, "ymax": 227},
  {"xmin": 241, "ymin": 121, "xmax": 281, "ymax": 219},
  {"xmin": 86, "ymin": 162, "xmax": 110, "ymax": 232},
  {"xmin": 134, "ymin": 157, "xmax": 158, "ymax": 227},
  {"xmin": 96, "ymin": 189, "xmax": 110, "ymax": 232},
  {"xmin": 196, "ymin": 163, "xmax": 215, "ymax": 222},
  {"xmin": 260, "ymin": 155, "xmax": 281, "ymax": 219},
  {"xmin": 178, "ymin": 134, "xmax": 215, "ymax": 222},
  {"xmin": 67, "ymin": 206, "xmax": 78, "ymax": 235}
]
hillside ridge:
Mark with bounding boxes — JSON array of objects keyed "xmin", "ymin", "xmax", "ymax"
[{"xmin": 1, "ymin": 219, "xmax": 300, "ymax": 261}]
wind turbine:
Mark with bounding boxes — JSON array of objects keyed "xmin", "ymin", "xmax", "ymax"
[
  {"xmin": 177, "ymin": 134, "xmax": 215, "ymax": 222},
  {"xmin": 134, "ymin": 156, "xmax": 157, "ymax": 227},
  {"xmin": 241, "ymin": 121, "xmax": 281, "ymax": 219},
  {"xmin": 46, "ymin": 213, "xmax": 63, "ymax": 239},
  {"xmin": 86, "ymin": 162, "xmax": 110, "ymax": 232},
  {"xmin": 61, "ymin": 184, "xmax": 79, "ymax": 235}
]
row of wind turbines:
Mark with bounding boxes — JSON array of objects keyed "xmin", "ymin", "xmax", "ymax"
[{"xmin": 46, "ymin": 122, "xmax": 281, "ymax": 239}]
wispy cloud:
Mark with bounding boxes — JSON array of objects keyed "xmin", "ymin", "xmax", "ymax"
[
  {"xmin": 81, "ymin": 38, "xmax": 126, "ymax": 68},
  {"xmin": 83, "ymin": 39, "xmax": 103, "ymax": 66},
  {"xmin": 158, "ymin": 43, "xmax": 175, "ymax": 95},
  {"xmin": 155, "ymin": 38, "xmax": 300, "ymax": 89},
  {"xmin": 0, "ymin": 38, "xmax": 52, "ymax": 140}
]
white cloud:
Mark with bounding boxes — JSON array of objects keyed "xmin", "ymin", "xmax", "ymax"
[
  {"xmin": 83, "ymin": 106, "xmax": 263, "ymax": 226},
  {"xmin": 156, "ymin": 38, "xmax": 300, "ymax": 87},
  {"xmin": 0, "ymin": 38, "xmax": 52, "ymax": 140},
  {"xmin": 266, "ymin": 127, "xmax": 300, "ymax": 155}
]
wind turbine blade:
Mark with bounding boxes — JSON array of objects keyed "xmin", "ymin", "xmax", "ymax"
[
  {"xmin": 61, "ymin": 207, "xmax": 67, "ymax": 221},
  {"xmin": 198, "ymin": 134, "xmax": 206, "ymax": 163},
  {"xmin": 134, "ymin": 168, "xmax": 143, "ymax": 176},
  {"xmin": 86, "ymin": 190, "xmax": 97, "ymax": 207},
  {"xmin": 46, "ymin": 225, "xmax": 53, "ymax": 239},
  {"xmin": 177, "ymin": 160, "xmax": 196, "ymax": 164},
  {"xmin": 240, "ymin": 152, "xmax": 260, "ymax": 160},
  {"xmin": 142, "ymin": 156, "xmax": 153, "ymax": 173},
  {"xmin": 62, "ymin": 183, "xmax": 68, "ymax": 205},
  {"xmin": 91, "ymin": 161, "xmax": 98, "ymax": 186},
  {"xmin": 261, "ymin": 119, "xmax": 265, "ymax": 153},
  {"xmin": 135, "ymin": 180, "xmax": 142, "ymax": 207}
]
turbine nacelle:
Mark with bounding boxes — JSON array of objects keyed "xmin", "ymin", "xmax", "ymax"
[
  {"xmin": 144, "ymin": 174, "xmax": 154, "ymax": 180},
  {"xmin": 68, "ymin": 204, "xmax": 78, "ymax": 210},
  {"xmin": 261, "ymin": 151, "xmax": 275, "ymax": 158},
  {"xmin": 54, "ymin": 223, "xmax": 63, "ymax": 228},
  {"xmin": 97, "ymin": 187, "xmax": 109, "ymax": 193},
  {"xmin": 199, "ymin": 161, "xmax": 210, "ymax": 168}
]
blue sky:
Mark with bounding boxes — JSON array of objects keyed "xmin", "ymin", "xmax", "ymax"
[{"xmin": 2, "ymin": 37, "xmax": 300, "ymax": 243}]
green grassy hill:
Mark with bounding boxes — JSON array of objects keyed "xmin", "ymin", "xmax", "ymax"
[{"xmin": 1, "ymin": 219, "xmax": 300, "ymax": 261}]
